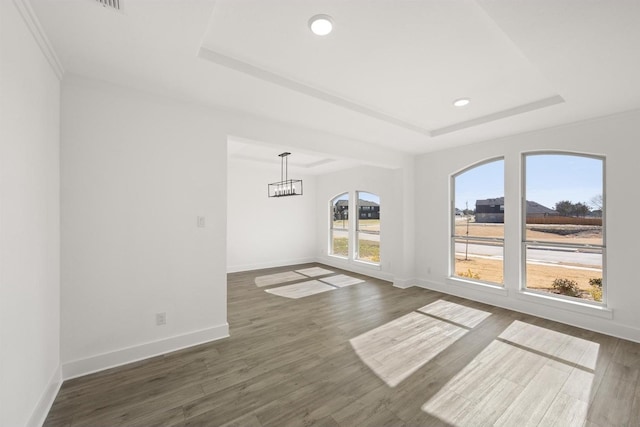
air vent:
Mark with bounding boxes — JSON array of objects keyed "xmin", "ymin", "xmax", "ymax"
[{"xmin": 95, "ymin": 0, "xmax": 121, "ymax": 11}]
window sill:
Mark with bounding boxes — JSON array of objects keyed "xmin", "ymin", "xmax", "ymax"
[
  {"xmin": 516, "ymin": 290, "xmax": 613, "ymax": 319},
  {"xmin": 446, "ymin": 277, "xmax": 509, "ymax": 297}
]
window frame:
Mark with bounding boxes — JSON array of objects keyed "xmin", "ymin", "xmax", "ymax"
[{"xmin": 521, "ymin": 151, "xmax": 607, "ymax": 306}]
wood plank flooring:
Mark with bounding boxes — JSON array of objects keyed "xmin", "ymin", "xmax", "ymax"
[{"xmin": 44, "ymin": 263, "xmax": 640, "ymax": 426}]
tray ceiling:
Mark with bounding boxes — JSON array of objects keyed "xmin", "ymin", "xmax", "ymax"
[{"xmin": 29, "ymin": 0, "xmax": 640, "ymax": 156}]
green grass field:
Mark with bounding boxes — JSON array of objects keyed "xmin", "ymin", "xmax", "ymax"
[{"xmin": 331, "ymin": 237, "xmax": 380, "ymax": 262}]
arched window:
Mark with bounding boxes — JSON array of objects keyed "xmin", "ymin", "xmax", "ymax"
[
  {"xmin": 330, "ymin": 193, "xmax": 349, "ymax": 258},
  {"xmin": 356, "ymin": 191, "xmax": 380, "ymax": 264},
  {"xmin": 451, "ymin": 158, "xmax": 505, "ymax": 286},
  {"xmin": 523, "ymin": 153, "xmax": 605, "ymax": 303}
]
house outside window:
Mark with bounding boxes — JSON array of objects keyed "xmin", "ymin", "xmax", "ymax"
[{"xmin": 356, "ymin": 191, "xmax": 380, "ymax": 264}]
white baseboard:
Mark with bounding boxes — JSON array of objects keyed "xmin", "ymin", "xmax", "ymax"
[
  {"xmin": 62, "ymin": 323, "xmax": 229, "ymax": 380},
  {"xmin": 228, "ymin": 257, "xmax": 395, "ymax": 284},
  {"xmin": 415, "ymin": 278, "xmax": 640, "ymax": 344},
  {"xmin": 393, "ymin": 277, "xmax": 416, "ymax": 289},
  {"xmin": 316, "ymin": 256, "xmax": 394, "ymax": 282},
  {"xmin": 27, "ymin": 365, "xmax": 62, "ymax": 427},
  {"xmin": 227, "ymin": 257, "xmax": 316, "ymax": 273}
]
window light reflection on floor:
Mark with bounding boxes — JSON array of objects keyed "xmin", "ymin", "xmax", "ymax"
[
  {"xmin": 421, "ymin": 320, "xmax": 599, "ymax": 426},
  {"xmin": 254, "ymin": 271, "xmax": 306, "ymax": 287},
  {"xmin": 265, "ymin": 280, "xmax": 335, "ymax": 299},
  {"xmin": 349, "ymin": 300, "xmax": 492, "ymax": 387},
  {"xmin": 255, "ymin": 267, "xmax": 336, "ymax": 287}
]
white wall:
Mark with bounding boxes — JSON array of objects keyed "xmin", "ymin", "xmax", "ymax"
[
  {"xmin": 415, "ymin": 110, "xmax": 640, "ymax": 342},
  {"xmin": 60, "ymin": 77, "xmax": 229, "ymax": 377},
  {"xmin": 0, "ymin": 1, "xmax": 61, "ymax": 426},
  {"xmin": 315, "ymin": 165, "xmax": 410, "ymax": 283},
  {"xmin": 227, "ymin": 158, "xmax": 317, "ymax": 272},
  {"xmin": 58, "ymin": 73, "xmax": 407, "ymax": 378}
]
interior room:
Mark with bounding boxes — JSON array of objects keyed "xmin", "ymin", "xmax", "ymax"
[{"xmin": 2, "ymin": 0, "xmax": 640, "ymax": 426}]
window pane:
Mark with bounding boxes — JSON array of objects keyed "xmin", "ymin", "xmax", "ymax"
[
  {"xmin": 524, "ymin": 153, "xmax": 605, "ymax": 303},
  {"xmin": 453, "ymin": 159, "xmax": 504, "ymax": 285},
  {"xmin": 455, "ymin": 160, "xmax": 505, "ymax": 239},
  {"xmin": 331, "ymin": 194, "xmax": 349, "ymax": 257},
  {"xmin": 357, "ymin": 192, "xmax": 380, "ymax": 263},
  {"xmin": 525, "ymin": 154, "xmax": 603, "ymax": 245},
  {"xmin": 453, "ymin": 238, "xmax": 504, "ymax": 284},
  {"xmin": 525, "ymin": 245, "xmax": 603, "ymax": 302}
]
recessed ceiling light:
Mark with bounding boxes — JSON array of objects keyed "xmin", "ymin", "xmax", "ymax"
[
  {"xmin": 453, "ymin": 98, "xmax": 471, "ymax": 107},
  {"xmin": 309, "ymin": 14, "xmax": 333, "ymax": 36}
]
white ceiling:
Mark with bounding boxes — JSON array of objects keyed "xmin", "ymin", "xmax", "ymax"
[
  {"xmin": 31, "ymin": 0, "xmax": 640, "ymax": 161},
  {"xmin": 227, "ymin": 137, "xmax": 364, "ymax": 176}
]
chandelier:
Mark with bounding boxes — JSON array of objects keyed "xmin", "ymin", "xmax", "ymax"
[{"xmin": 268, "ymin": 152, "xmax": 303, "ymax": 197}]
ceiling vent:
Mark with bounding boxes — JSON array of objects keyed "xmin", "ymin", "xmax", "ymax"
[{"xmin": 95, "ymin": 0, "xmax": 121, "ymax": 11}]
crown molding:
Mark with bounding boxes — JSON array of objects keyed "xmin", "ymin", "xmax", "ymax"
[{"xmin": 13, "ymin": 0, "xmax": 64, "ymax": 80}]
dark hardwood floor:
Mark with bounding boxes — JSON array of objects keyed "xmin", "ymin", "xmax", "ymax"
[{"xmin": 44, "ymin": 263, "xmax": 640, "ymax": 426}]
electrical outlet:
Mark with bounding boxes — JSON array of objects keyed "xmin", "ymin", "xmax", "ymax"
[
  {"xmin": 197, "ymin": 216, "xmax": 205, "ymax": 228},
  {"xmin": 156, "ymin": 312, "xmax": 166, "ymax": 326}
]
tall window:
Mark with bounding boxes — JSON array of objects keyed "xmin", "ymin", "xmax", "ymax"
[
  {"xmin": 451, "ymin": 159, "xmax": 504, "ymax": 285},
  {"xmin": 523, "ymin": 153, "xmax": 604, "ymax": 303},
  {"xmin": 356, "ymin": 191, "xmax": 380, "ymax": 264},
  {"xmin": 330, "ymin": 193, "xmax": 349, "ymax": 257}
]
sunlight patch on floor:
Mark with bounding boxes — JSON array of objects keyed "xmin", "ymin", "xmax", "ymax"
[
  {"xmin": 264, "ymin": 280, "xmax": 336, "ymax": 299},
  {"xmin": 319, "ymin": 274, "xmax": 365, "ymax": 288},
  {"xmin": 295, "ymin": 267, "xmax": 335, "ymax": 277},
  {"xmin": 254, "ymin": 271, "xmax": 306, "ymax": 287},
  {"xmin": 418, "ymin": 299, "xmax": 492, "ymax": 329},
  {"xmin": 422, "ymin": 320, "xmax": 599, "ymax": 427},
  {"xmin": 350, "ymin": 300, "xmax": 491, "ymax": 387}
]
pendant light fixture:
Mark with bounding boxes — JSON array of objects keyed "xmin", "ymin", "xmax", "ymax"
[{"xmin": 268, "ymin": 152, "xmax": 303, "ymax": 197}]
